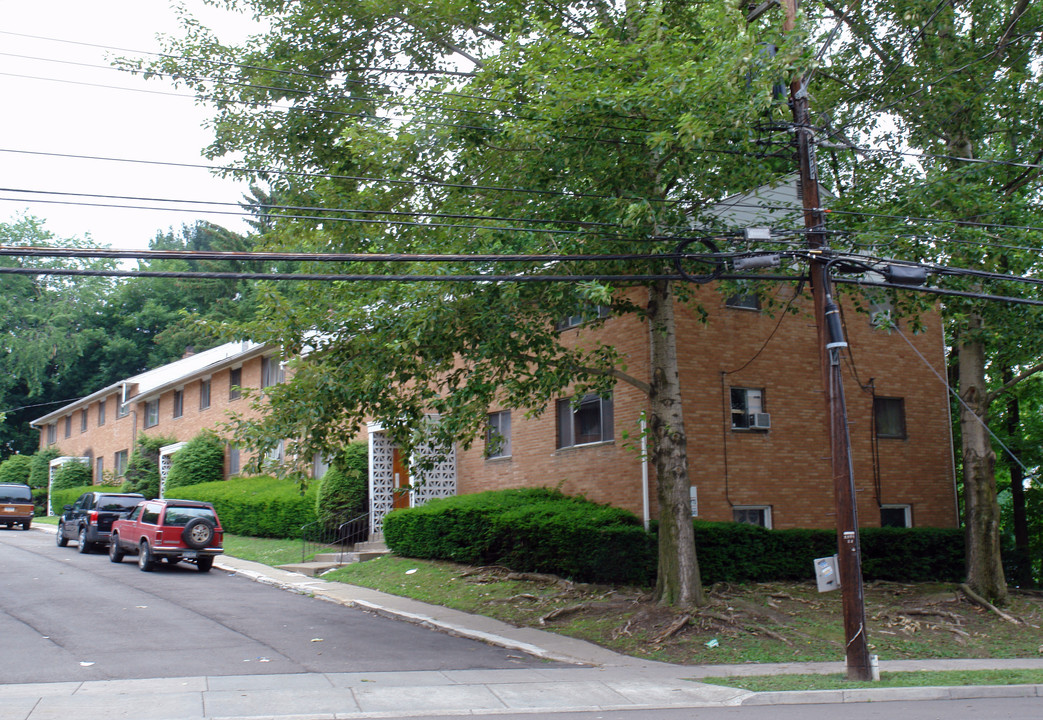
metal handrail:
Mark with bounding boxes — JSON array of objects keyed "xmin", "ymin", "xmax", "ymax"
[{"xmin": 301, "ymin": 511, "xmax": 370, "ymax": 562}]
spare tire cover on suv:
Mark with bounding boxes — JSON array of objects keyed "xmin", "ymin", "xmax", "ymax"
[{"xmin": 181, "ymin": 517, "xmax": 216, "ymax": 549}]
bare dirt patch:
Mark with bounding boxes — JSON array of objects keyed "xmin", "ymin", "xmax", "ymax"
[{"xmin": 450, "ymin": 566, "xmax": 1043, "ymax": 665}]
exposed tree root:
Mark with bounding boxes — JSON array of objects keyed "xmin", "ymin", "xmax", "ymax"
[
  {"xmin": 651, "ymin": 614, "xmax": 691, "ymax": 644},
  {"xmin": 960, "ymin": 583, "xmax": 1022, "ymax": 625}
]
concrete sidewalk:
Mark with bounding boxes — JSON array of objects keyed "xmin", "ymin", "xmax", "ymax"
[{"xmin": 8, "ymin": 529, "xmax": 1042, "ymax": 719}]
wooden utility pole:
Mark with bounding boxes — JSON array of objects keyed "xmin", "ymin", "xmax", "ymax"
[{"xmin": 779, "ymin": 0, "xmax": 873, "ymax": 681}]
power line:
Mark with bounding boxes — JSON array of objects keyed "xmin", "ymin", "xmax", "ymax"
[
  {"xmin": 0, "ymin": 246, "xmax": 680, "ymax": 264},
  {"xmin": 0, "ymin": 147, "xmax": 680, "ymax": 204},
  {"xmin": 0, "ymin": 186, "xmax": 633, "ymax": 237}
]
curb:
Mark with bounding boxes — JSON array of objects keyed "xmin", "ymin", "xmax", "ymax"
[{"xmin": 740, "ymin": 683, "xmax": 1043, "ymax": 705}]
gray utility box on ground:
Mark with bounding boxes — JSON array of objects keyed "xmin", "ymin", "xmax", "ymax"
[{"xmin": 814, "ymin": 554, "xmax": 841, "ymax": 592}]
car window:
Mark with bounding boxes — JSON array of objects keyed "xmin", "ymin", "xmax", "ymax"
[
  {"xmin": 162, "ymin": 506, "xmax": 217, "ymax": 527},
  {"xmin": 74, "ymin": 494, "xmax": 90, "ymax": 510},
  {"xmin": 0, "ymin": 486, "xmax": 32, "ymax": 503},
  {"xmin": 98, "ymin": 497, "xmax": 142, "ymax": 512},
  {"xmin": 126, "ymin": 505, "xmax": 142, "ymax": 521},
  {"xmin": 141, "ymin": 504, "xmax": 162, "ymax": 524}
]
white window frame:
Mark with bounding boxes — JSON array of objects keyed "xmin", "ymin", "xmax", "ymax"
[
  {"xmin": 733, "ymin": 505, "xmax": 773, "ymax": 528},
  {"xmin": 730, "ymin": 387, "xmax": 766, "ymax": 430},
  {"xmin": 874, "ymin": 397, "xmax": 906, "ymax": 439},
  {"xmin": 880, "ymin": 504, "xmax": 912, "ymax": 528},
  {"xmin": 557, "ymin": 393, "xmax": 614, "ymax": 449},
  {"xmin": 229, "ymin": 366, "xmax": 242, "ymax": 400},
  {"xmin": 556, "ymin": 305, "xmax": 610, "ymax": 331},
  {"xmin": 144, "ymin": 399, "xmax": 159, "ymax": 428},
  {"xmin": 725, "ymin": 292, "xmax": 761, "ymax": 310},
  {"xmin": 261, "ymin": 356, "xmax": 284, "ymax": 388},
  {"xmin": 199, "ymin": 378, "xmax": 211, "ymax": 410},
  {"xmin": 228, "ymin": 445, "xmax": 240, "ymax": 476},
  {"xmin": 172, "ymin": 388, "xmax": 184, "ymax": 419},
  {"xmin": 485, "ymin": 410, "xmax": 512, "ymax": 459},
  {"xmin": 114, "ymin": 449, "xmax": 129, "ymax": 477}
]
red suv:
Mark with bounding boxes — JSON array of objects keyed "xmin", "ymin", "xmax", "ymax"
[{"xmin": 109, "ymin": 499, "xmax": 223, "ymax": 573}]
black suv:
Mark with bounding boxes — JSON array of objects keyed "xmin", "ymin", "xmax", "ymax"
[{"xmin": 57, "ymin": 492, "xmax": 145, "ymax": 553}]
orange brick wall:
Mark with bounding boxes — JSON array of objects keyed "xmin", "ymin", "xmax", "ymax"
[
  {"xmin": 38, "ymin": 356, "xmax": 268, "ymax": 482},
  {"xmin": 456, "ymin": 285, "xmax": 958, "ymax": 529}
]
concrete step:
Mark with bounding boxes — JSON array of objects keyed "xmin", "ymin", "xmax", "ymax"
[
  {"xmin": 280, "ymin": 548, "xmax": 391, "ymax": 576},
  {"xmin": 277, "ymin": 561, "xmax": 343, "ymax": 577},
  {"xmin": 353, "ymin": 540, "xmax": 388, "ymax": 552}
]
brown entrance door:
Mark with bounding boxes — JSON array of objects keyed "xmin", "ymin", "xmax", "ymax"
[{"xmin": 391, "ymin": 448, "xmax": 410, "ymax": 510}]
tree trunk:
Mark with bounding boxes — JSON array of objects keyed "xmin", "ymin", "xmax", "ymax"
[
  {"xmin": 647, "ymin": 281, "xmax": 704, "ymax": 607},
  {"xmin": 958, "ymin": 317, "xmax": 1008, "ymax": 604},
  {"xmin": 1002, "ymin": 367, "xmax": 1032, "ymax": 588}
]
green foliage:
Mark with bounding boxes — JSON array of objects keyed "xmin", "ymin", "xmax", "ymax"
[
  {"xmin": 121, "ymin": 433, "xmax": 177, "ymax": 499},
  {"xmin": 691, "ymin": 522, "xmax": 964, "ymax": 584},
  {"xmin": 174, "ymin": 475, "xmax": 317, "ymax": 538},
  {"xmin": 149, "ymin": 1, "xmax": 791, "ymax": 469},
  {"xmin": 384, "ymin": 490, "xmax": 965, "ymax": 585},
  {"xmin": 50, "ymin": 485, "xmax": 96, "ymax": 515},
  {"xmin": 811, "ymin": 0, "xmax": 1043, "ymax": 600},
  {"xmin": 383, "ymin": 489, "xmax": 655, "ymax": 584},
  {"xmin": 0, "ymin": 455, "xmax": 32, "ymax": 485},
  {"xmin": 315, "ymin": 442, "xmax": 369, "ymax": 529},
  {"xmin": 28, "ymin": 447, "xmax": 60, "ymax": 489},
  {"xmin": 51, "ymin": 460, "xmax": 92, "ymax": 491},
  {"xmin": 166, "ymin": 431, "xmax": 226, "ymax": 489}
]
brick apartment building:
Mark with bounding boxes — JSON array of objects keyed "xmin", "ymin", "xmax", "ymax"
[
  {"xmin": 446, "ymin": 284, "xmax": 958, "ymax": 535},
  {"xmin": 30, "ymin": 340, "xmax": 280, "ymax": 494},
  {"xmin": 32, "ymin": 288, "xmax": 957, "ymax": 536},
  {"xmin": 32, "ymin": 179, "xmax": 959, "ymax": 537}
]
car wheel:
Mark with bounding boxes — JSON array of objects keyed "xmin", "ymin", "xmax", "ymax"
[
  {"xmin": 22, "ymin": 520, "xmax": 31, "ymax": 530},
  {"xmin": 109, "ymin": 534, "xmax": 125, "ymax": 563},
  {"xmin": 138, "ymin": 541, "xmax": 154, "ymax": 572},
  {"xmin": 56, "ymin": 523, "xmax": 69, "ymax": 547},
  {"xmin": 196, "ymin": 556, "xmax": 214, "ymax": 573},
  {"xmin": 181, "ymin": 518, "xmax": 216, "ymax": 550},
  {"xmin": 77, "ymin": 527, "xmax": 92, "ymax": 553}
]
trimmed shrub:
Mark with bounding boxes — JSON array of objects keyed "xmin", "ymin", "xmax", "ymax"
[
  {"xmin": 383, "ymin": 488, "xmax": 656, "ymax": 585},
  {"xmin": 0, "ymin": 455, "xmax": 32, "ymax": 486},
  {"xmin": 691, "ymin": 521, "xmax": 964, "ymax": 585},
  {"xmin": 121, "ymin": 434, "xmax": 177, "ymax": 499},
  {"xmin": 28, "ymin": 447, "xmax": 60, "ymax": 489},
  {"xmin": 315, "ymin": 443, "xmax": 368, "ymax": 530},
  {"xmin": 50, "ymin": 485, "xmax": 96, "ymax": 515},
  {"xmin": 384, "ymin": 489, "xmax": 965, "ymax": 586},
  {"xmin": 174, "ymin": 475, "xmax": 317, "ymax": 538},
  {"xmin": 166, "ymin": 431, "xmax": 225, "ymax": 489},
  {"xmin": 51, "ymin": 460, "xmax": 92, "ymax": 490}
]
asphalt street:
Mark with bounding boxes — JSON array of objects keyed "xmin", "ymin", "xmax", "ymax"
[
  {"xmin": 0, "ymin": 526, "xmax": 566, "ymax": 684},
  {"xmin": 2, "ymin": 524, "xmax": 1041, "ymax": 720}
]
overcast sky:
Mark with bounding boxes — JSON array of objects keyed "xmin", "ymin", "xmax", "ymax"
[{"xmin": 1, "ymin": 0, "xmax": 262, "ymax": 249}]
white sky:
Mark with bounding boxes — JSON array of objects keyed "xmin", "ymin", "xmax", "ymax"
[{"xmin": 0, "ymin": 0, "xmax": 263, "ymax": 249}]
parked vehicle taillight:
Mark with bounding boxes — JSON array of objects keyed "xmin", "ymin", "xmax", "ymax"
[{"xmin": 89, "ymin": 510, "xmax": 98, "ymax": 523}]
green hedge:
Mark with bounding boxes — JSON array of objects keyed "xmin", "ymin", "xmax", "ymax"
[
  {"xmin": 0, "ymin": 455, "xmax": 32, "ymax": 486},
  {"xmin": 691, "ymin": 522, "xmax": 964, "ymax": 584},
  {"xmin": 383, "ymin": 489, "xmax": 965, "ymax": 586},
  {"xmin": 383, "ymin": 488, "xmax": 656, "ymax": 585},
  {"xmin": 166, "ymin": 431, "xmax": 226, "ymax": 489},
  {"xmin": 50, "ymin": 485, "xmax": 96, "ymax": 515},
  {"xmin": 173, "ymin": 475, "xmax": 317, "ymax": 538}
]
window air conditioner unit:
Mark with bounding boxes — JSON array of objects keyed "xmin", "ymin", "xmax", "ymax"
[{"xmin": 749, "ymin": 413, "xmax": 771, "ymax": 429}]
